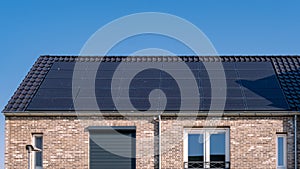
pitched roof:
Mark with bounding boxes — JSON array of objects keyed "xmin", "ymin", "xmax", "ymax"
[{"xmin": 3, "ymin": 55, "xmax": 300, "ymax": 113}]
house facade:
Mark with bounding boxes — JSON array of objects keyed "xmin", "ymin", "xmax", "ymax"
[{"xmin": 3, "ymin": 56, "xmax": 300, "ymax": 169}]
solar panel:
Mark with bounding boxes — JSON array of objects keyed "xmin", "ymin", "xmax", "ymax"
[
  {"xmin": 201, "ymin": 88, "xmax": 243, "ymax": 98},
  {"xmin": 74, "ymin": 97, "xmax": 117, "ymax": 110},
  {"xmin": 97, "ymin": 62, "xmax": 121, "ymax": 70},
  {"xmin": 28, "ymin": 97, "xmax": 74, "ymax": 110},
  {"xmin": 123, "ymin": 69, "xmax": 161, "ymax": 79},
  {"xmin": 46, "ymin": 70, "xmax": 74, "ymax": 78},
  {"xmin": 50, "ymin": 62, "xmax": 76, "ymax": 70},
  {"xmin": 26, "ymin": 61, "xmax": 290, "ymax": 111},
  {"xmin": 185, "ymin": 62, "xmax": 201, "ymax": 70},
  {"xmin": 34, "ymin": 88, "xmax": 74, "ymax": 97},
  {"xmin": 235, "ymin": 62, "xmax": 273, "ymax": 70},
  {"xmin": 39, "ymin": 78, "xmax": 73, "ymax": 88}
]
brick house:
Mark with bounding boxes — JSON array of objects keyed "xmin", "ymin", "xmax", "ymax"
[{"xmin": 3, "ymin": 55, "xmax": 300, "ymax": 169}]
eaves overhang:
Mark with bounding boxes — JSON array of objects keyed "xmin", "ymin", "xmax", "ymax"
[{"xmin": 3, "ymin": 110, "xmax": 300, "ymax": 117}]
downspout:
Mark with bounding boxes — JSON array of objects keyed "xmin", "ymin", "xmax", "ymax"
[
  {"xmin": 27, "ymin": 151, "xmax": 31, "ymax": 169},
  {"xmin": 25, "ymin": 145, "xmax": 32, "ymax": 169},
  {"xmin": 295, "ymin": 115, "xmax": 297, "ymax": 169},
  {"xmin": 158, "ymin": 114, "xmax": 162, "ymax": 169}
]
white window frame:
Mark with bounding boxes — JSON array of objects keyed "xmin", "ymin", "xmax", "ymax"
[
  {"xmin": 276, "ymin": 134, "xmax": 287, "ymax": 169},
  {"xmin": 184, "ymin": 128, "xmax": 230, "ymax": 166},
  {"xmin": 32, "ymin": 134, "xmax": 43, "ymax": 169}
]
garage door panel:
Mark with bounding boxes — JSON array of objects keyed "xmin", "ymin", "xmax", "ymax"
[{"xmin": 89, "ymin": 128, "xmax": 136, "ymax": 169}]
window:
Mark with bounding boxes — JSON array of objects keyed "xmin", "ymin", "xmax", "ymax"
[
  {"xmin": 276, "ymin": 134, "xmax": 287, "ymax": 169},
  {"xmin": 32, "ymin": 134, "xmax": 43, "ymax": 169},
  {"xmin": 184, "ymin": 128, "xmax": 230, "ymax": 169}
]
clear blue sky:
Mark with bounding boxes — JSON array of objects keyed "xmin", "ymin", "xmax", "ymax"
[{"xmin": 0, "ymin": 0, "xmax": 300, "ymax": 167}]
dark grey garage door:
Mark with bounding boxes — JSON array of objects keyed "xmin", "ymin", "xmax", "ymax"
[{"xmin": 89, "ymin": 126, "xmax": 136, "ymax": 169}]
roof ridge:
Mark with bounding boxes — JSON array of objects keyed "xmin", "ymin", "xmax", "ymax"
[
  {"xmin": 40, "ymin": 55, "xmax": 300, "ymax": 57},
  {"xmin": 38, "ymin": 55, "xmax": 300, "ymax": 63}
]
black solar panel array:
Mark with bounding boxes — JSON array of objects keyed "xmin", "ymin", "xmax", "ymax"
[{"xmin": 27, "ymin": 61, "xmax": 289, "ymax": 111}]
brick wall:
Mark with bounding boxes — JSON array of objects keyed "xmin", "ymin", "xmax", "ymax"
[
  {"xmin": 5, "ymin": 116, "xmax": 296, "ymax": 169},
  {"xmin": 160, "ymin": 116, "xmax": 295, "ymax": 169}
]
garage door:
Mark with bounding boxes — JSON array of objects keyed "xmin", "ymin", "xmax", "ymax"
[{"xmin": 89, "ymin": 126, "xmax": 136, "ymax": 169}]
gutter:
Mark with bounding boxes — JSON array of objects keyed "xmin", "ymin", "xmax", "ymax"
[
  {"xmin": 3, "ymin": 111, "xmax": 300, "ymax": 117},
  {"xmin": 295, "ymin": 115, "xmax": 297, "ymax": 169},
  {"xmin": 158, "ymin": 114, "xmax": 162, "ymax": 169}
]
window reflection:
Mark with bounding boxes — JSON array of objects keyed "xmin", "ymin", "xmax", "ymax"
[
  {"xmin": 34, "ymin": 136, "xmax": 43, "ymax": 169},
  {"xmin": 188, "ymin": 134, "xmax": 204, "ymax": 161},
  {"xmin": 210, "ymin": 133, "xmax": 226, "ymax": 168}
]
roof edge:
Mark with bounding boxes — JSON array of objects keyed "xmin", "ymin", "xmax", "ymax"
[{"xmin": 3, "ymin": 110, "xmax": 300, "ymax": 117}]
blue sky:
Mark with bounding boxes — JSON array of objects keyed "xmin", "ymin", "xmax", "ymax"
[{"xmin": 0, "ymin": 0, "xmax": 300, "ymax": 167}]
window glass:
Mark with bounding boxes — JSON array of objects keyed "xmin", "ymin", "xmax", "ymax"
[
  {"xmin": 34, "ymin": 136, "xmax": 43, "ymax": 168},
  {"xmin": 277, "ymin": 137, "xmax": 284, "ymax": 166},
  {"xmin": 188, "ymin": 134, "xmax": 204, "ymax": 161},
  {"xmin": 210, "ymin": 133, "xmax": 226, "ymax": 161}
]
